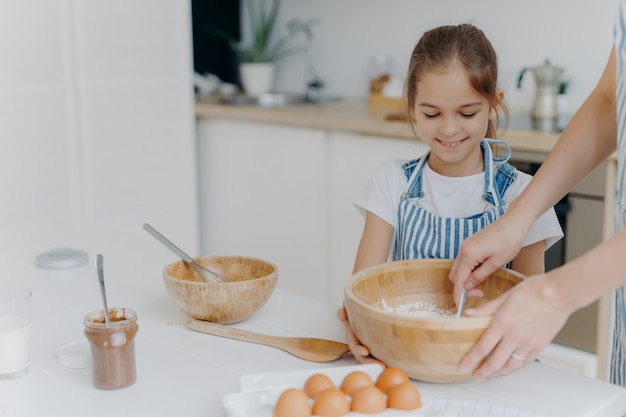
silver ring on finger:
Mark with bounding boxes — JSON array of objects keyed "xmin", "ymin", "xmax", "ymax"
[{"xmin": 511, "ymin": 353, "xmax": 526, "ymax": 361}]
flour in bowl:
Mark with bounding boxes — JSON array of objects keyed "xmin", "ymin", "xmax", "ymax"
[{"xmin": 378, "ymin": 298, "xmax": 455, "ymax": 318}]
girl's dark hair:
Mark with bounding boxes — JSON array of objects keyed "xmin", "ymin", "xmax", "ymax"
[{"xmin": 404, "ymin": 23, "xmax": 507, "ymax": 138}]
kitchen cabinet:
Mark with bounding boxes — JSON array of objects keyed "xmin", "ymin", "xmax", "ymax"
[
  {"xmin": 197, "ymin": 119, "xmax": 329, "ymax": 300},
  {"xmin": 326, "ymin": 131, "xmax": 428, "ymax": 305},
  {"xmin": 550, "ymin": 163, "xmax": 606, "ymax": 353},
  {"xmin": 510, "ymin": 151, "xmax": 607, "ymax": 376},
  {"xmin": 196, "ymin": 119, "xmax": 428, "ymax": 305},
  {"xmin": 555, "ymin": 195, "xmax": 604, "ymax": 353},
  {"xmin": 0, "ymin": 1, "xmax": 198, "ymax": 280}
]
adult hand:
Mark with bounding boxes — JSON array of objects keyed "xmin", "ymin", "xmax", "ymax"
[
  {"xmin": 449, "ymin": 214, "xmax": 527, "ymax": 303},
  {"xmin": 337, "ymin": 306, "xmax": 385, "ymax": 367},
  {"xmin": 459, "ymin": 274, "xmax": 571, "ymax": 380}
]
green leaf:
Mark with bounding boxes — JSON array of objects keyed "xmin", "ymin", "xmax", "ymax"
[{"xmin": 205, "ymin": 0, "xmax": 304, "ymax": 63}]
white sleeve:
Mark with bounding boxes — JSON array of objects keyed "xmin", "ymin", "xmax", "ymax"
[
  {"xmin": 524, "ymin": 207, "xmax": 564, "ymax": 250},
  {"xmin": 353, "ymin": 160, "xmax": 408, "ymax": 230},
  {"xmin": 504, "ymin": 171, "xmax": 564, "ymax": 250}
]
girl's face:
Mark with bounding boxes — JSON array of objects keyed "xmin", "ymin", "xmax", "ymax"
[{"xmin": 412, "ymin": 64, "xmax": 495, "ymax": 177}]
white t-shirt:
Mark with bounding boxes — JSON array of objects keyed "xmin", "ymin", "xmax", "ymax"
[{"xmin": 355, "ymin": 159, "xmax": 563, "ymax": 254}]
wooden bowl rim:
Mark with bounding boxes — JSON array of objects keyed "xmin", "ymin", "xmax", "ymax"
[
  {"xmin": 344, "ymin": 258, "xmax": 523, "ymax": 325},
  {"xmin": 163, "ymin": 255, "xmax": 279, "ymax": 287}
]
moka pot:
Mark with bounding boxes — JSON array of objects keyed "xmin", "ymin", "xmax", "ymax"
[{"xmin": 517, "ymin": 59, "xmax": 564, "ymax": 132}]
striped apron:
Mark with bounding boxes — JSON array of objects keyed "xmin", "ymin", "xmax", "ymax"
[
  {"xmin": 393, "ymin": 139, "xmax": 515, "ymax": 261},
  {"xmin": 611, "ymin": 0, "xmax": 626, "ymax": 387}
]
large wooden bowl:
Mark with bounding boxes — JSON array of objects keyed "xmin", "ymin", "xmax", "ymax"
[
  {"xmin": 163, "ymin": 256, "xmax": 278, "ymax": 324},
  {"xmin": 344, "ymin": 259, "xmax": 523, "ymax": 383}
]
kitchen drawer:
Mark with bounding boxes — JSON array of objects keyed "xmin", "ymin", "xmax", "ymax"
[
  {"xmin": 510, "ymin": 153, "xmax": 606, "ymax": 199},
  {"xmin": 571, "ymin": 161, "xmax": 606, "ymax": 198},
  {"xmin": 552, "ymin": 196, "xmax": 604, "ymax": 353},
  {"xmin": 565, "ymin": 196, "xmax": 604, "ymax": 261}
]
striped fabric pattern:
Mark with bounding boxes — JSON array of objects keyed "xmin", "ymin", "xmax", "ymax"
[
  {"xmin": 393, "ymin": 140, "xmax": 507, "ymax": 262},
  {"xmin": 395, "ymin": 202, "xmax": 499, "ymax": 260},
  {"xmin": 611, "ymin": 0, "xmax": 626, "ymax": 388}
]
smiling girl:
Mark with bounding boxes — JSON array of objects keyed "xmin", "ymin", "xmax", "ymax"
[{"xmin": 338, "ymin": 23, "xmax": 563, "ymax": 364}]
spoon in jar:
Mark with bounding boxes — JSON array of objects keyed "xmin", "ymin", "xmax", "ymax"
[{"xmin": 95, "ymin": 254, "xmax": 110, "ymax": 325}]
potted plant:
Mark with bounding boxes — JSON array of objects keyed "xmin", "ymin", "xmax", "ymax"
[
  {"xmin": 558, "ymin": 78, "xmax": 572, "ymax": 117},
  {"xmin": 559, "ymin": 78, "xmax": 571, "ymax": 95},
  {"xmin": 207, "ymin": 0, "xmax": 303, "ymax": 96}
]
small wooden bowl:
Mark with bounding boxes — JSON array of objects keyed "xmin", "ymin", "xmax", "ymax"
[
  {"xmin": 163, "ymin": 256, "xmax": 278, "ymax": 324},
  {"xmin": 344, "ymin": 259, "xmax": 523, "ymax": 383}
]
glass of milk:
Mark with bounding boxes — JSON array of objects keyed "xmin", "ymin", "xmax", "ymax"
[{"xmin": 0, "ymin": 288, "xmax": 31, "ymax": 379}]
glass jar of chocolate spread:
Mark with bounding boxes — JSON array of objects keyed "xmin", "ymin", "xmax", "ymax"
[{"xmin": 84, "ymin": 308, "xmax": 138, "ymax": 390}]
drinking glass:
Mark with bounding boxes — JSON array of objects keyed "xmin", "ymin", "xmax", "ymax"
[{"xmin": 0, "ymin": 288, "xmax": 32, "ymax": 379}]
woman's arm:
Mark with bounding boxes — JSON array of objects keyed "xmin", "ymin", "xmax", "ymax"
[
  {"xmin": 464, "ymin": 241, "xmax": 545, "ymax": 301},
  {"xmin": 462, "ymin": 227, "xmax": 626, "ymax": 380},
  {"xmin": 510, "ymin": 240, "xmax": 545, "ymax": 277},
  {"xmin": 450, "ymin": 46, "xmax": 623, "ymax": 380},
  {"xmin": 450, "ymin": 46, "xmax": 618, "ymax": 293}
]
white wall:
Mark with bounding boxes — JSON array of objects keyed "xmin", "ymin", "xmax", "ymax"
[
  {"xmin": 0, "ymin": 0, "xmax": 198, "ymax": 281},
  {"xmin": 256, "ymin": 0, "xmax": 617, "ymax": 114}
]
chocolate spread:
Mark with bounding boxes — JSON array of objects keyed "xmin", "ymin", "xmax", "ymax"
[{"xmin": 84, "ymin": 308, "xmax": 138, "ymax": 390}]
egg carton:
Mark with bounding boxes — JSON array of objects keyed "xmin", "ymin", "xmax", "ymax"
[
  {"xmin": 223, "ymin": 364, "xmax": 562, "ymax": 417},
  {"xmin": 223, "ymin": 363, "xmax": 454, "ymax": 417}
]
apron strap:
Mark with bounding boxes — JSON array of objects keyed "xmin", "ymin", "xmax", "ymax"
[
  {"xmin": 402, "ymin": 139, "xmax": 512, "ymax": 209},
  {"xmin": 484, "ymin": 138, "xmax": 512, "ymax": 163},
  {"xmin": 401, "ymin": 152, "xmax": 430, "ymax": 199},
  {"xmin": 481, "ymin": 139, "xmax": 510, "ymax": 211}
]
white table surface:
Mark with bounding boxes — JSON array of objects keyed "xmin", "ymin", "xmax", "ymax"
[{"xmin": 2, "ymin": 255, "xmax": 626, "ymax": 417}]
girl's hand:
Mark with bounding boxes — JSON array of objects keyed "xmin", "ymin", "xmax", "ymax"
[
  {"xmin": 459, "ymin": 274, "xmax": 571, "ymax": 380},
  {"xmin": 337, "ymin": 306, "xmax": 385, "ymax": 367}
]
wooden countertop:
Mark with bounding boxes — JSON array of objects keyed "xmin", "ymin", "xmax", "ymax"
[{"xmin": 195, "ymin": 96, "xmax": 560, "ymax": 155}]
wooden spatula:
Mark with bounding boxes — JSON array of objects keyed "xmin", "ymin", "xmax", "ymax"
[{"xmin": 187, "ymin": 320, "xmax": 350, "ymax": 362}]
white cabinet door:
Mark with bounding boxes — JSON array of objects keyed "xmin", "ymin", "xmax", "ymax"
[
  {"xmin": 326, "ymin": 131, "xmax": 428, "ymax": 306},
  {"xmin": 552, "ymin": 196, "xmax": 605, "ymax": 353},
  {"xmin": 197, "ymin": 121, "xmax": 428, "ymax": 305},
  {"xmin": 197, "ymin": 119, "xmax": 329, "ymax": 300}
]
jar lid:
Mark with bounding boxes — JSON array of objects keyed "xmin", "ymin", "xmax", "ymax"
[
  {"xmin": 57, "ymin": 340, "xmax": 91, "ymax": 369},
  {"xmin": 35, "ymin": 248, "xmax": 89, "ymax": 270}
]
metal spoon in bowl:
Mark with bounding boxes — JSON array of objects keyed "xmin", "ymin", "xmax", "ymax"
[
  {"xmin": 142, "ymin": 223, "xmax": 228, "ymax": 283},
  {"xmin": 456, "ymin": 288, "xmax": 468, "ymax": 319}
]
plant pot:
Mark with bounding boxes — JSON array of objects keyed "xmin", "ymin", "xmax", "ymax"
[
  {"xmin": 557, "ymin": 93, "xmax": 570, "ymax": 116},
  {"xmin": 239, "ymin": 63, "xmax": 275, "ymax": 97}
]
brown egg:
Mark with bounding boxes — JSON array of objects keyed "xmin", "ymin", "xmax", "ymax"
[
  {"xmin": 350, "ymin": 385, "xmax": 387, "ymax": 414},
  {"xmin": 339, "ymin": 370, "xmax": 374, "ymax": 396},
  {"xmin": 375, "ymin": 367, "xmax": 410, "ymax": 394},
  {"xmin": 273, "ymin": 388, "xmax": 312, "ymax": 417},
  {"xmin": 312, "ymin": 388, "xmax": 350, "ymax": 417},
  {"xmin": 304, "ymin": 373, "xmax": 335, "ymax": 399},
  {"xmin": 387, "ymin": 382, "xmax": 422, "ymax": 410}
]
